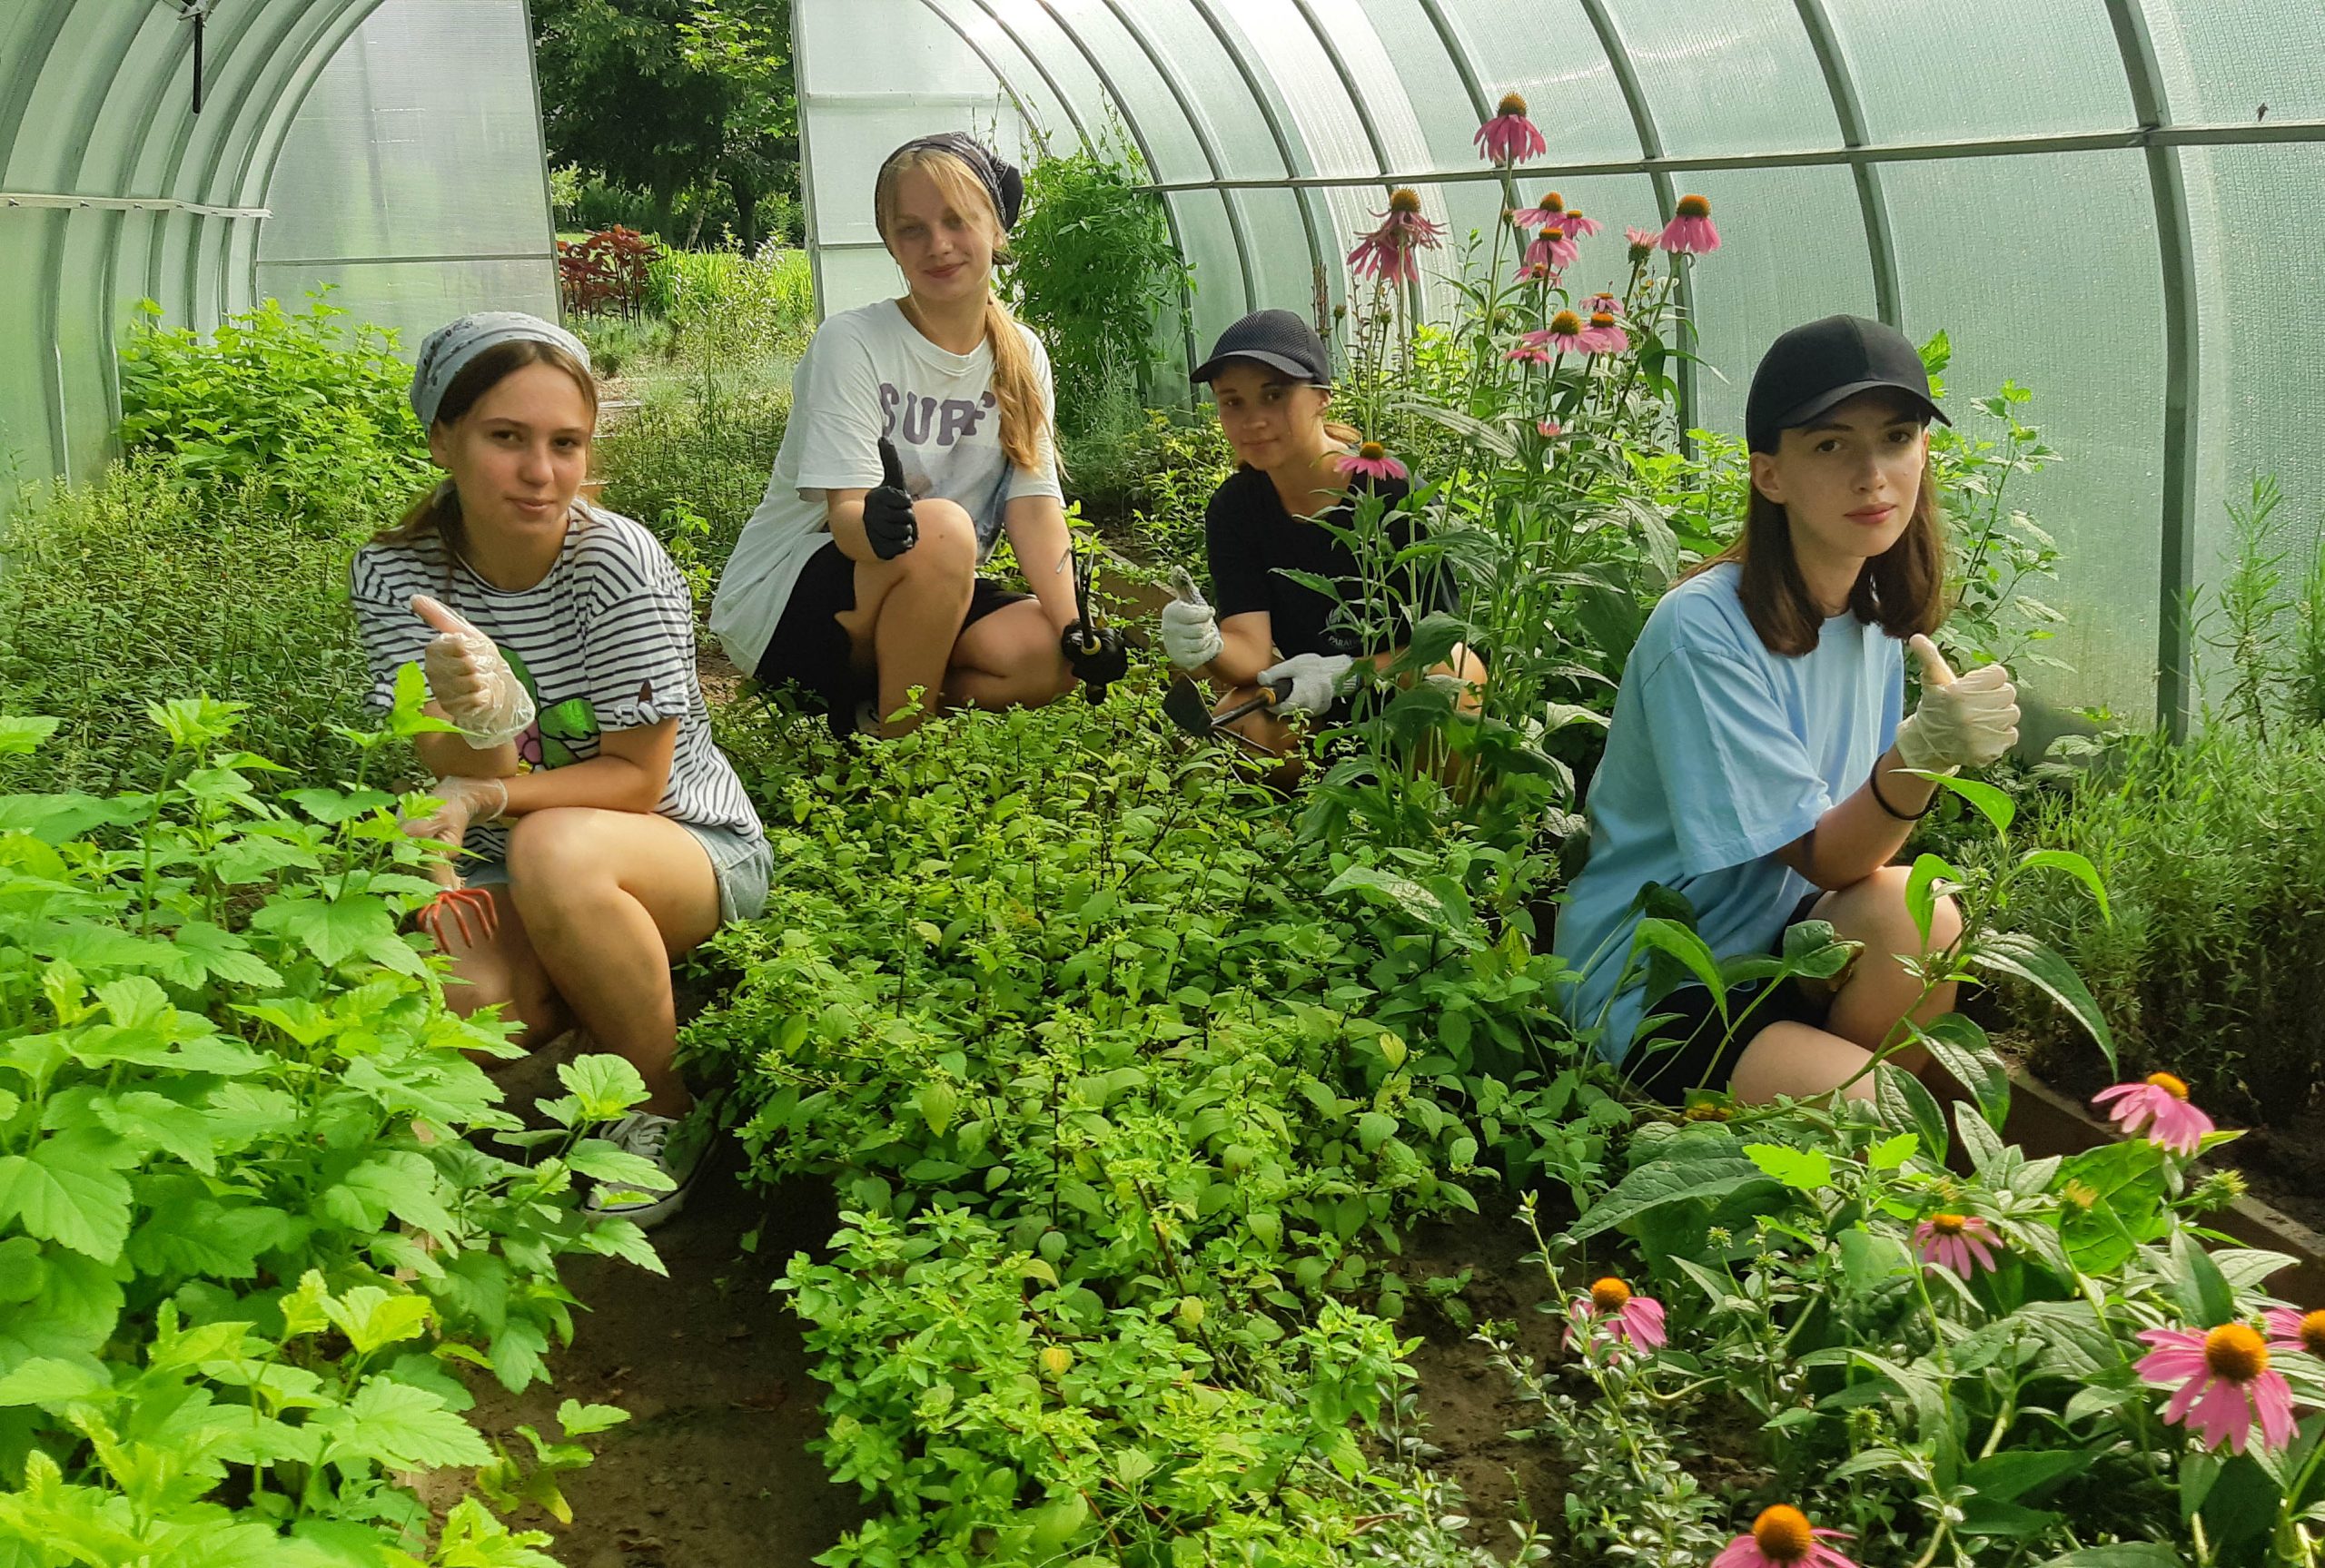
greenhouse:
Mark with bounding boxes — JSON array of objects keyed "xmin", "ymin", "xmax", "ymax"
[{"xmin": 5, "ymin": 3, "xmax": 2325, "ymax": 1565}]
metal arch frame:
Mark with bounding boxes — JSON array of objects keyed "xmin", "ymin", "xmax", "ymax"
[
  {"xmin": 184, "ymin": 1, "xmax": 347, "ymax": 321},
  {"xmin": 954, "ymin": 0, "xmax": 1201, "ymax": 374},
  {"xmin": 20, "ymin": 0, "xmax": 140, "ymax": 474},
  {"xmin": 1409, "ymin": 0, "xmax": 1489, "ymax": 122},
  {"xmin": 905, "ymin": 0, "xmax": 1064, "ymax": 149},
  {"xmin": 0, "ymin": 3, "xmax": 74, "ymax": 170},
  {"xmin": 2105, "ymin": 0, "xmax": 2201, "ymax": 740},
  {"xmin": 1091, "ymin": 0, "xmax": 1260, "ymax": 315},
  {"xmin": 1791, "ymin": 0, "xmax": 1902, "ymax": 328},
  {"xmin": 1182, "ymin": 1, "xmax": 1333, "ymax": 322},
  {"xmin": 1285, "ymin": 0, "xmax": 1395, "ymax": 330},
  {"xmin": 1574, "ymin": 0, "xmax": 1697, "ymax": 443}
]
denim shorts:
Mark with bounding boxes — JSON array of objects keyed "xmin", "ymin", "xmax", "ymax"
[{"xmin": 463, "ymin": 818, "xmax": 772, "ymax": 925}]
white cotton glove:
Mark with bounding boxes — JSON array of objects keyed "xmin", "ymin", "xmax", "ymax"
[
  {"xmin": 1161, "ymin": 568, "xmax": 1224, "ymax": 670},
  {"xmin": 411, "ymin": 595, "xmax": 536, "ymax": 747},
  {"xmin": 1892, "ymin": 635, "xmax": 2020, "ymax": 772},
  {"xmin": 1260, "ymin": 651, "xmax": 1357, "ymax": 718},
  {"xmin": 398, "ymin": 774, "xmax": 510, "ymax": 854}
]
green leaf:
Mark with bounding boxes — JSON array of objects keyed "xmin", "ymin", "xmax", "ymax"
[
  {"xmin": 2014, "ymin": 848, "xmax": 2112, "ymax": 922},
  {"xmin": 1918, "ymin": 771, "xmax": 2015, "ymax": 833},
  {"xmin": 556, "ymin": 1398, "xmax": 630, "ymax": 1436},
  {"xmin": 150, "ymin": 921, "xmax": 284, "ymax": 990},
  {"xmin": 566, "ymin": 1145, "xmax": 674, "ymax": 1196},
  {"xmin": 1571, "ymin": 1157, "xmax": 1778, "ymax": 1241},
  {"xmin": 0, "ymin": 716, "xmax": 59, "ymax": 755},
  {"xmin": 1954, "ymin": 1098, "xmax": 2005, "ymax": 1175},
  {"xmin": 1918, "ymin": 1013, "xmax": 2010, "ymax": 1130},
  {"xmin": 313, "ymin": 1376, "xmax": 492, "ymax": 1470},
  {"xmin": 2033, "ymin": 1547, "xmax": 2185, "ymax": 1567},
  {"xmin": 1867, "ymin": 1133, "xmax": 1919, "ymax": 1171},
  {"xmin": 323, "ymin": 1285, "xmax": 437, "ymax": 1356},
  {"xmin": 320, "ymin": 1151, "xmax": 458, "ymax": 1239},
  {"xmin": 0, "ymin": 1356, "xmax": 110, "ymax": 1405},
  {"xmin": 2170, "ymin": 1228, "xmax": 2237, "ymax": 1328},
  {"xmin": 0, "ymin": 1135, "xmax": 134, "ymax": 1260},
  {"xmin": 1904, "ymin": 853, "xmax": 1963, "ymax": 948},
  {"xmin": 1629, "ymin": 918, "xmax": 1726, "ymax": 1015},
  {"xmin": 1321, "ymin": 865, "xmax": 1472, "ymax": 943},
  {"xmin": 1875, "ymin": 1063, "xmax": 1948, "ymax": 1164},
  {"xmin": 1744, "ymin": 1143, "xmax": 1832, "ymax": 1192},
  {"xmin": 559, "ymin": 1054, "xmax": 649, "ymax": 1121},
  {"xmin": 0, "ymin": 1250, "xmax": 122, "ymax": 1361},
  {"xmin": 1969, "ymin": 932, "xmax": 2115, "ymax": 1074},
  {"xmin": 250, "ymin": 890, "xmax": 420, "ymax": 974},
  {"xmin": 1962, "ymin": 1447, "xmax": 2093, "ymax": 1504}
]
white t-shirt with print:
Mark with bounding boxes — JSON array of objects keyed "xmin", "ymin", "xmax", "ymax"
[{"xmin": 709, "ymin": 297, "xmax": 1064, "ymax": 676}]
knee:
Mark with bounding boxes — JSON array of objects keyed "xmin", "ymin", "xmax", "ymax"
[
  {"xmin": 904, "ymin": 500, "xmax": 978, "ymax": 580},
  {"xmin": 505, "ymin": 811, "xmax": 614, "ymax": 922},
  {"xmin": 1857, "ymin": 863, "xmax": 1961, "ymax": 952}
]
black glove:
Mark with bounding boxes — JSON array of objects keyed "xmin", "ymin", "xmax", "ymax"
[
  {"xmin": 863, "ymin": 437, "xmax": 917, "ymax": 561},
  {"xmin": 1062, "ymin": 624, "xmax": 1130, "ymax": 699}
]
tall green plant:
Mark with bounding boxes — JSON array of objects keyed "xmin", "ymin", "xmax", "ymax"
[
  {"xmin": 116, "ymin": 290, "xmax": 431, "ymax": 530},
  {"xmin": 1006, "ymin": 134, "xmax": 1190, "ymax": 431}
]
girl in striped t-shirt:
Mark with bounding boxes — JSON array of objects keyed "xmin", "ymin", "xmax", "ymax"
[{"xmin": 350, "ymin": 312, "xmax": 768, "ymax": 1228}]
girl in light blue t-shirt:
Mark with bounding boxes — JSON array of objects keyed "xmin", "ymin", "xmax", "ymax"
[{"xmin": 1555, "ymin": 315, "xmax": 2020, "ymax": 1105}]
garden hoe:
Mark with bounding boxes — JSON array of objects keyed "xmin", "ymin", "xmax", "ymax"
[{"xmin": 1162, "ymin": 675, "xmax": 1294, "ymax": 754}]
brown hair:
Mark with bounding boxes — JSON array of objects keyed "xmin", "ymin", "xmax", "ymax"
[
  {"xmin": 875, "ymin": 145, "xmax": 1048, "ymax": 475},
  {"xmin": 374, "ymin": 338, "xmax": 599, "ymax": 552},
  {"xmin": 1685, "ymin": 451, "xmax": 1946, "ymax": 656}
]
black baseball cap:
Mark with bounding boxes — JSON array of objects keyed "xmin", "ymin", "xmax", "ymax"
[
  {"xmin": 1192, "ymin": 310, "xmax": 1331, "ymax": 388},
  {"xmin": 1746, "ymin": 314, "xmax": 1948, "ymax": 453}
]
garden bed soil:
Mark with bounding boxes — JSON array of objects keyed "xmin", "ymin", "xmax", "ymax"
[{"xmin": 453, "ymin": 1034, "xmax": 1575, "ymax": 1562}]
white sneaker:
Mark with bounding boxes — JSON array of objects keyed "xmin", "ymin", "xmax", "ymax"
[{"xmin": 580, "ymin": 1110, "xmax": 706, "ymax": 1230}]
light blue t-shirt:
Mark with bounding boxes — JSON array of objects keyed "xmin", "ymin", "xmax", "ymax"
[{"xmin": 1554, "ymin": 563, "xmax": 1905, "ymax": 1066}]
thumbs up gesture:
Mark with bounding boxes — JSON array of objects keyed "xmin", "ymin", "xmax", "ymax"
[
  {"xmin": 411, "ymin": 595, "xmax": 536, "ymax": 747},
  {"xmin": 861, "ymin": 436, "xmax": 918, "ymax": 560},
  {"xmin": 1893, "ymin": 634, "xmax": 2019, "ymax": 773}
]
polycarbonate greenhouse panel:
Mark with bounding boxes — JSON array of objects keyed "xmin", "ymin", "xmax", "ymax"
[{"xmin": 0, "ymin": 0, "xmax": 554, "ymax": 506}]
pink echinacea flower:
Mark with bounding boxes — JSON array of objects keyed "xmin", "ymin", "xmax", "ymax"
[
  {"xmin": 1475, "ymin": 92, "xmax": 1548, "ymax": 164},
  {"xmin": 1524, "ymin": 225, "xmax": 1578, "ymax": 272},
  {"xmin": 1510, "ymin": 190, "xmax": 1567, "ymax": 229},
  {"xmin": 1659, "ymin": 193, "xmax": 1721, "ymax": 254},
  {"xmin": 2136, "ymin": 1321, "xmax": 2297, "ymax": 1455},
  {"xmin": 2093, "ymin": 1071, "xmax": 2214, "ymax": 1155},
  {"xmin": 1912, "ymin": 1212, "xmax": 2000, "ymax": 1278},
  {"xmin": 1581, "ymin": 310, "xmax": 1629, "ymax": 354},
  {"xmin": 1347, "ymin": 189, "xmax": 1445, "ymax": 287},
  {"xmin": 2264, "ymin": 1307, "xmax": 2325, "ymax": 1359},
  {"xmin": 1564, "ymin": 1277, "xmax": 1667, "ymax": 1354},
  {"xmin": 1337, "ymin": 441, "xmax": 1408, "ymax": 482},
  {"xmin": 1710, "ymin": 1505, "xmax": 1859, "ymax": 1568}
]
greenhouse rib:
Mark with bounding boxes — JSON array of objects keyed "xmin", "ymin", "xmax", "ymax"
[
  {"xmin": 1123, "ymin": 115, "xmax": 2325, "ymax": 193},
  {"xmin": 0, "ymin": 192, "xmax": 270, "ymax": 218},
  {"xmin": 1790, "ymin": 0, "xmax": 1900, "ymax": 330},
  {"xmin": 2104, "ymin": 0, "xmax": 2201, "ymax": 742}
]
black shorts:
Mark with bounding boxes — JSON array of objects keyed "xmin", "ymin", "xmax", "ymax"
[
  {"xmin": 752, "ymin": 540, "xmax": 1031, "ymax": 734},
  {"xmin": 1621, "ymin": 893, "xmax": 1834, "ymax": 1102}
]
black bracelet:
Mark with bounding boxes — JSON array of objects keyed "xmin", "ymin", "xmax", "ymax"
[{"xmin": 1869, "ymin": 764, "xmax": 1939, "ymax": 821}]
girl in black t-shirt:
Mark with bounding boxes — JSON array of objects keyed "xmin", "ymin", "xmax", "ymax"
[{"xmin": 1159, "ymin": 310, "xmax": 1483, "ymax": 759}]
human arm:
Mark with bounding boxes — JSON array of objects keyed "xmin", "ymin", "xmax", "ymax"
[
  {"xmin": 1000, "ymin": 491, "xmax": 1079, "ymax": 634},
  {"xmin": 1775, "ymin": 636, "xmax": 2016, "ymax": 889}
]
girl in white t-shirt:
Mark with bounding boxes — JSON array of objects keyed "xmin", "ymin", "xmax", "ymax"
[
  {"xmin": 1555, "ymin": 315, "xmax": 2020, "ymax": 1107},
  {"xmin": 711, "ymin": 133, "xmax": 1123, "ymax": 737}
]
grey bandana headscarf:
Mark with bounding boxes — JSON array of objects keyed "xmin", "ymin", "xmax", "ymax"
[
  {"xmin": 885, "ymin": 133, "xmax": 1024, "ymax": 232},
  {"xmin": 410, "ymin": 311, "xmax": 591, "ymax": 429}
]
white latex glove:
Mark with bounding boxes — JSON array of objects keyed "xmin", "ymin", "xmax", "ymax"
[
  {"xmin": 1893, "ymin": 635, "xmax": 2020, "ymax": 772},
  {"xmin": 1260, "ymin": 651, "xmax": 1357, "ymax": 718},
  {"xmin": 412, "ymin": 595, "xmax": 536, "ymax": 747},
  {"xmin": 398, "ymin": 774, "xmax": 510, "ymax": 854},
  {"xmin": 1160, "ymin": 568, "xmax": 1223, "ymax": 670}
]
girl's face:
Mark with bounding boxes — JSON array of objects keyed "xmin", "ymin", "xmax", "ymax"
[
  {"xmin": 1748, "ymin": 389, "xmax": 1928, "ymax": 571},
  {"xmin": 884, "ymin": 165, "xmax": 996, "ymax": 308},
  {"xmin": 1208, "ymin": 361, "xmax": 1331, "ymax": 472},
  {"xmin": 428, "ymin": 361, "xmax": 593, "ymax": 544}
]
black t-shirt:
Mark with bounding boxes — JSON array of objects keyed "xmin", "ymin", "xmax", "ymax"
[{"xmin": 1203, "ymin": 468, "xmax": 1459, "ymax": 660}]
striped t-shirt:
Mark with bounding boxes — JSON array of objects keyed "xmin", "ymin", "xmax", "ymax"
[{"xmin": 349, "ymin": 505, "xmax": 763, "ymax": 863}]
